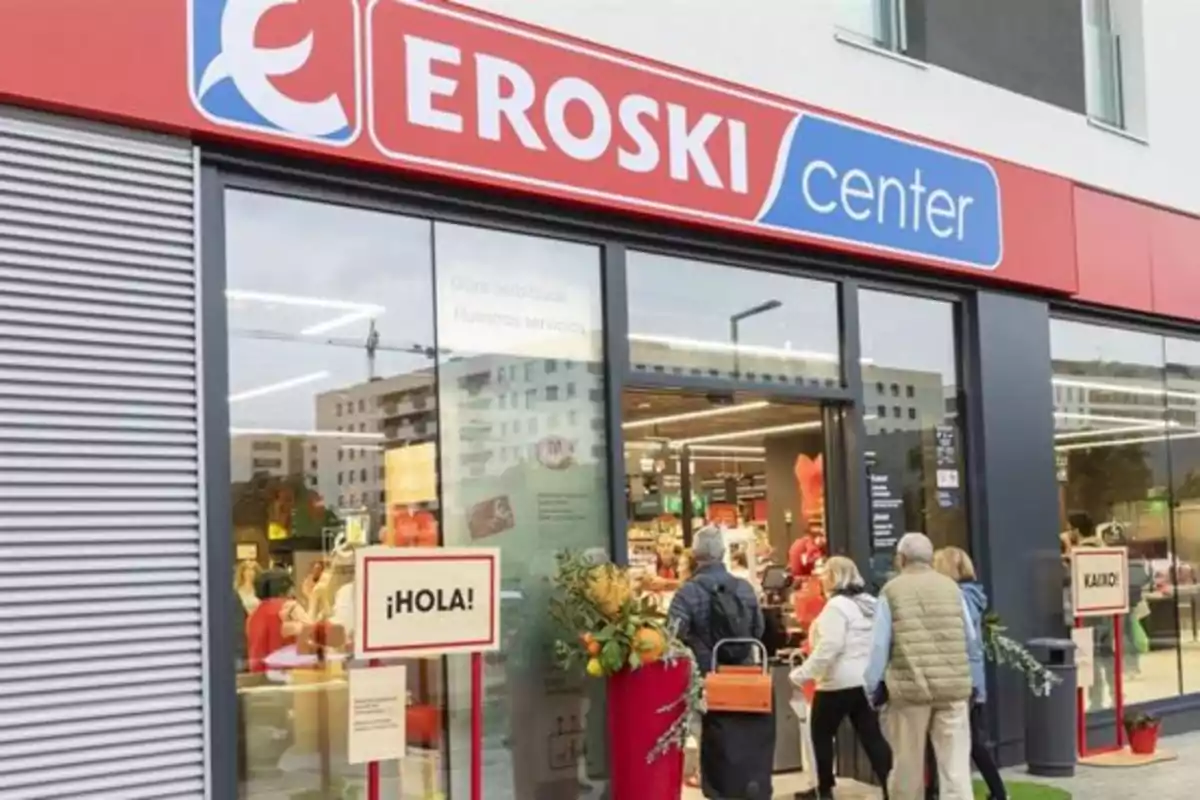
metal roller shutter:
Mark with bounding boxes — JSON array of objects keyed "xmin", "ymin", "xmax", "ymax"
[{"xmin": 0, "ymin": 109, "xmax": 207, "ymax": 799}]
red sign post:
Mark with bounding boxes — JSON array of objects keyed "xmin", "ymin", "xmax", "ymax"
[
  {"xmin": 355, "ymin": 547, "xmax": 502, "ymax": 800},
  {"xmin": 1070, "ymin": 547, "xmax": 1130, "ymax": 757}
]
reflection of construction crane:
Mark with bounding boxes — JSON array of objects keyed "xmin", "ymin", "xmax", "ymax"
[{"xmin": 365, "ymin": 319, "xmax": 380, "ymax": 380}]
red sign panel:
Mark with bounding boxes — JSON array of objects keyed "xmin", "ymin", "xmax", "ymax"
[{"xmin": 0, "ymin": 0, "xmax": 1077, "ymax": 292}]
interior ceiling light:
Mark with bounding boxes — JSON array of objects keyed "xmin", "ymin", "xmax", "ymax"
[
  {"xmin": 226, "ymin": 289, "xmax": 385, "ymax": 336},
  {"xmin": 231, "ymin": 427, "xmax": 384, "ymax": 440},
  {"xmin": 1056, "ymin": 429, "xmax": 1200, "ymax": 453},
  {"xmin": 1054, "ymin": 411, "xmax": 1166, "ymax": 427},
  {"xmin": 301, "ymin": 309, "xmax": 385, "ymax": 336},
  {"xmin": 688, "ymin": 455, "xmax": 766, "ymax": 463},
  {"xmin": 1052, "ymin": 376, "xmax": 1198, "ymax": 401},
  {"xmin": 680, "ymin": 444, "xmax": 766, "ymax": 453},
  {"xmin": 673, "ymin": 420, "xmax": 821, "ymax": 446},
  {"xmin": 1055, "ymin": 421, "xmax": 1179, "ymax": 441},
  {"xmin": 228, "ymin": 371, "xmax": 330, "ymax": 403},
  {"xmin": 622, "ymin": 401, "xmax": 770, "ymax": 430},
  {"xmin": 628, "ymin": 333, "xmax": 839, "ymax": 363}
]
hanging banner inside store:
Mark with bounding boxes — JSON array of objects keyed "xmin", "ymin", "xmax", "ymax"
[
  {"xmin": 0, "ymin": 0, "xmax": 1075, "ymax": 291},
  {"xmin": 1070, "ymin": 547, "xmax": 1130, "ymax": 618},
  {"xmin": 355, "ymin": 546, "xmax": 501, "ymax": 658},
  {"xmin": 347, "ymin": 664, "xmax": 408, "ymax": 764},
  {"xmin": 385, "ymin": 443, "xmax": 438, "ymax": 505}
]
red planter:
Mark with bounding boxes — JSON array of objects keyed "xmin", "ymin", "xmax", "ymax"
[
  {"xmin": 1128, "ymin": 723, "xmax": 1160, "ymax": 755},
  {"xmin": 607, "ymin": 660, "xmax": 690, "ymax": 800}
]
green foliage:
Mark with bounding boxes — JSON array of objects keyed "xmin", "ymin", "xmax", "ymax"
[
  {"xmin": 1123, "ymin": 710, "xmax": 1160, "ymax": 732},
  {"xmin": 982, "ymin": 611, "xmax": 1063, "ymax": 697},
  {"xmin": 548, "ymin": 550, "xmax": 671, "ymax": 676},
  {"xmin": 975, "ymin": 780, "xmax": 1071, "ymax": 799},
  {"xmin": 547, "ymin": 550, "xmax": 705, "ymax": 762}
]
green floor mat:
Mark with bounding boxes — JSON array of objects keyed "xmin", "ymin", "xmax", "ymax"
[{"xmin": 975, "ymin": 779, "xmax": 1072, "ymax": 799}]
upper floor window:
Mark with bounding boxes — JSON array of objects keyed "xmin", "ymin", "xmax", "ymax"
[
  {"xmin": 1084, "ymin": 0, "xmax": 1146, "ymax": 138},
  {"xmin": 837, "ymin": 0, "xmax": 907, "ymax": 53}
]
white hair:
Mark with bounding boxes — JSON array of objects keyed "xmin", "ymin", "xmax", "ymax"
[
  {"xmin": 896, "ymin": 533, "xmax": 934, "ymax": 566},
  {"xmin": 692, "ymin": 525, "xmax": 726, "ymax": 565},
  {"xmin": 821, "ymin": 556, "xmax": 865, "ymax": 593}
]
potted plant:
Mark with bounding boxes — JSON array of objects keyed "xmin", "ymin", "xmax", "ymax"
[
  {"xmin": 1123, "ymin": 710, "xmax": 1162, "ymax": 755},
  {"xmin": 549, "ymin": 551, "xmax": 703, "ymax": 800}
]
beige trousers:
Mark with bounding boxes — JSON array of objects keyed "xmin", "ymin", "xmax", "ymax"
[{"xmin": 884, "ymin": 700, "xmax": 973, "ymax": 800}]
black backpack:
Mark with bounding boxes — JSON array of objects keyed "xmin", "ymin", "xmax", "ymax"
[{"xmin": 702, "ymin": 577, "xmax": 754, "ymax": 665}]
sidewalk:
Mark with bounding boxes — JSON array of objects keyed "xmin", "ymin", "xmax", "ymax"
[
  {"xmin": 995, "ymin": 730, "xmax": 1200, "ymax": 799},
  {"xmin": 750, "ymin": 731, "xmax": 1200, "ymax": 799}
]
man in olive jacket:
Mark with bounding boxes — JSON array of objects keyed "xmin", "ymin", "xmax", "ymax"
[{"xmin": 865, "ymin": 533, "xmax": 981, "ymax": 800}]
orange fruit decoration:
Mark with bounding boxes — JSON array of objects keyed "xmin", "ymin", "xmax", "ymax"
[
  {"xmin": 634, "ymin": 627, "xmax": 666, "ymax": 664},
  {"xmin": 587, "ymin": 565, "xmax": 632, "ymax": 618}
]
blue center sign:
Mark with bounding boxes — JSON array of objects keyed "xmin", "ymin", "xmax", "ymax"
[{"xmin": 758, "ymin": 114, "xmax": 1003, "ymax": 270}]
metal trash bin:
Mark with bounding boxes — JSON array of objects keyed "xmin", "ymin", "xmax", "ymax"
[{"xmin": 1025, "ymin": 637, "xmax": 1078, "ymax": 778}]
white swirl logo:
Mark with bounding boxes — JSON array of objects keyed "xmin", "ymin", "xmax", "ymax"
[{"xmin": 194, "ymin": 0, "xmax": 351, "ymax": 139}]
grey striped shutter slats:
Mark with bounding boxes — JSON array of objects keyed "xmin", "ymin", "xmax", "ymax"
[{"xmin": 0, "ymin": 108, "xmax": 209, "ymax": 799}]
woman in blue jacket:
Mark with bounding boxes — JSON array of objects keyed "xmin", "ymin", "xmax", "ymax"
[{"xmin": 929, "ymin": 547, "xmax": 1008, "ymax": 800}]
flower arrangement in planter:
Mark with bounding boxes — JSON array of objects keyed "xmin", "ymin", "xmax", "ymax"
[
  {"xmin": 1123, "ymin": 710, "xmax": 1162, "ymax": 755},
  {"xmin": 548, "ymin": 550, "xmax": 704, "ymax": 764},
  {"xmin": 981, "ymin": 611, "xmax": 1064, "ymax": 697}
]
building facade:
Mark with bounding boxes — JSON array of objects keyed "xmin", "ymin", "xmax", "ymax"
[{"xmin": 1, "ymin": 0, "xmax": 1198, "ymax": 797}]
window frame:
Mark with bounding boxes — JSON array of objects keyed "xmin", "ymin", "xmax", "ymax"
[
  {"xmin": 1048, "ymin": 310, "xmax": 1200, "ymax": 703},
  {"xmin": 836, "ymin": 0, "xmax": 909, "ymax": 54}
]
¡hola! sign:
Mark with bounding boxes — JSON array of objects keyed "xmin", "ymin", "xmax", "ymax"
[
  {"xmin": 354, "ymin": 546, "xmax": 501, "ymax": 659},
  {"xmin": 1070, "ymin": 546, "xmax": 1130, "ymax": 618}
]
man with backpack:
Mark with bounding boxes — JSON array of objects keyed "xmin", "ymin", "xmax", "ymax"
[
  {"xmin": 669, "ymin": 525, "xmax": 770, "ymax": 798},
  {"xmin": 669, "ymin": 525, "xmax": 765, "ymax": 672}
]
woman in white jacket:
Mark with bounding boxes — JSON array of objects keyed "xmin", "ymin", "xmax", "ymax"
[{"xmin": 790, "ymin": 556, "xmax": 893, "ymax": 800}]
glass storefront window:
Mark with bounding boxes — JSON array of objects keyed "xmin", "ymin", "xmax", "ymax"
[
  {"xmin": 433, "ymin": 223, "xmax": 611, "ymax": 797},
  {"xmin": 858, "ymin": 290, "xmax": 968, "ymax": 582},
  {"xmin": 1050, "ymin": 318, "xmax": 1179, "ymax": 709},
  {"xmin": 1163, "ymin": 338, "xmax": 1200, "ymax": 694},
  {"xmin": 626, "ymin": 252, "xmax": 841, "ymax": 386},
  {"xmin": 225, "ymin": 191, "xmax": 439, "ymax": 797},
  {"xmin": 226, "ymin": 199, "xmax": 612, "ymax": 798}
]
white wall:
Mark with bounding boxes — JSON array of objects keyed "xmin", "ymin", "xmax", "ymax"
[{"xmin": 460, "ymin": 0, "xmax": 1200, "ymax": 215}]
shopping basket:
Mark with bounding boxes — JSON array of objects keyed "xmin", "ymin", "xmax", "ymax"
[{"xmin": 704, "ymin": 638, "xmax": 772, "ymax": 714}]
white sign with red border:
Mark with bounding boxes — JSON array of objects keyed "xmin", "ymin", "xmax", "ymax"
[
  {"xmin": 1070, "ymin": 546, "xmax": 1130, "ymax": 618},
  {"xmin": 355, "ymin": 546, "xmax": 501, "ymax": 659}
]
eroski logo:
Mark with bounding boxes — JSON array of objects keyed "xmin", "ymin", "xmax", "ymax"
[{"xmin": 188, "ymin": 0, "xmax": 361, "ymax": 144}]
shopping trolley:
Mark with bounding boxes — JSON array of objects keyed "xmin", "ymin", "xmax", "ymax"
[
  {"xmin": 700, "ymin": 639, "xmax": 775, "ymax": 799},
  {"xmin": 786, "ymin": 650, "xmax": 821, "ymax": 780}
]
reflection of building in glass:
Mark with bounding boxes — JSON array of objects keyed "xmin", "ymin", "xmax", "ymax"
[
  {"xmin": 862, "ymin": 366, "xmax": 947, "ymax": 432},
  {"xmin": 312, "ymin": 371, "xmax": 437, "ymax": 516},
  {"xmin": 439, "ymin": 354, "xmax": 605, "ymax": 480},
  {"xmin": 230, "ymin": 435, "xmax": 305, "ymax": 483},
  {"xmin": 630, "ymin": 334, "xmax": 841, "ymax": 386}
]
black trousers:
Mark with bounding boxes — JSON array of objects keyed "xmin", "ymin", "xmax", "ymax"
[
  {"xmin": 925, "ymin": 703, "xmax": 1007, "ymax": 799},
  {"xmin": 810, "ymin": 687, "xmax": 892, "ymax": 794}
]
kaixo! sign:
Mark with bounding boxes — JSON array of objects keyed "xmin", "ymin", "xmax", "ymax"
[{"xmin": 1070, "ymin": 547, "xmax": 1130, "ymax": 618}]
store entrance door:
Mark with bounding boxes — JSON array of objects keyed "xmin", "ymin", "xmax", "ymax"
[
  {"xmin": 620, "ymin": 387, "xmax": 849, "ymax": 580},
  {"xmin": 618, "ymin": 387, "xmax": 857, "ymax": 790}
]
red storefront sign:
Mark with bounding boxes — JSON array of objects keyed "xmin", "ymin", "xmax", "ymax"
[{"xmin": 0, "ymin": 0, "xmax": 1139, "ymax": 299}]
